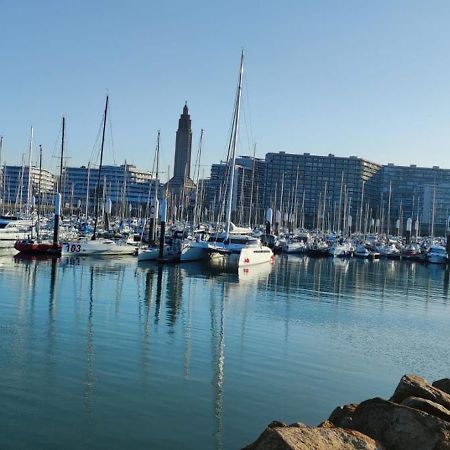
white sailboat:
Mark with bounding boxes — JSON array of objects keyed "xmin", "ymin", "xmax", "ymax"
[
  {"xmin": 62, "ymin": 96, "xmax": 134, "ymax": 257},
  {"xmin": 0, "ymin": 216, "xmax": 32, "ymax": 249},
  {"xmin": 208, "ymin": 52, "xmax": 273, "ymax": 268}
]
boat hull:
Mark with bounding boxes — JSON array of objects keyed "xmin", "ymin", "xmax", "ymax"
[
  {"xmin": 14, "ymin": 240, "xmax": 61, "ymax": 255},
  {"xmin": 209, "ymin": 245, "xmax": 274, "ymax": 268},
  {"xmin": 61, "ymin": 239, "xmax": 136, "ymax": 256},
  {"xmin": 427, "ymin": 255, "xmax": 447, "ymax": 264},
  {"xmin": 137, "ymin": 246, "xmax": 181, "ymax": 262}
]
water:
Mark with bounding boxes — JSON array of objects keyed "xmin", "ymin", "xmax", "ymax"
[{"xmin": 1, "ymin": 253, "xmax": 450, "ymax": 449}]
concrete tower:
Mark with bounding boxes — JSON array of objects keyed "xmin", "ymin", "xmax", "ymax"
[
  {"xmin": 168, "ymin": 103, "xmax": 195, "ymax": 197},
  {"xmin": 174, "ymin": 103, "xmax": 192, "ymax": 179}
]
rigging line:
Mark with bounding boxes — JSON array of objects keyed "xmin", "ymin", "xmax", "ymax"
[
  {"xmin": 108, "ymin": 105, "xmax": 116, "ymax": 166},
  {"xmin": 242, "ymin": 101, "xmax": 253, "ymax": 155},
  {"xmin": 88, "ymin": 113, "xmax": 105, "ymax": 168},
  {"xmin": 50, "ymin": 123, "xmax": 63, "ymax": 175},
  {"xmin": 151, "ymin": 132, "xmax": 159, "ymax": 175},
  {"xmin": 243, "ymin": 71, "xmax": 255, "ymax": 152}
]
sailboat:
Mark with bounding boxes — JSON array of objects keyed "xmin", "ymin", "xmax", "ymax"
[
  {"xmin": 208, "ymin": 52, "xmax": 273, "ymax": 268},
  {"xmin": 62, "ymin": 96, "xmax": 135, "ymax": 257},
  {"xmin": 137, "ymin": 131, "xmax": 182, "ymax": 262},
  {"xmin": 15, "ymin": 123, "xmax": 65, "ymax": 255},
  {"xmin": 0, "ymin": 216, "xmax": 32, "ymax": 249}
]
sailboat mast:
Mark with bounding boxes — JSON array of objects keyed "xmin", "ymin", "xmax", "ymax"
[
  {"xmin": 193, "ymin": 129, "xmax": 204, "ymax": 230},
  {"xmin": 85, "ymin": 163, "xmax": 90, "ymax": 219},
  {"xmin": 37, "ymin": 145, "xmax": 42, "ymax": 239},
  {"xmin": 0, "ymin": 136, "xmax": 3, "ymax": 214},
  {"xmin": 248, "ymin": 143, "xmax": 256, "ymax": 227},
  {"xmin": 60, "ymin": 117, "xmax": 65, "ymax": 198},
  {"xmin": 387, "ymin": 180, "xmax": 392, "ymax": 236},
  {"xmin": 53, "ymin": 118, "xmax": 65, "ymax": 246},
  {"xmin": 27, "ymin": 126, "xmax": 34, "ymax": 216},
  {"xmin": 92, "ymin": 95, "xmax": 109, "ymax": 240},
  {"xmin": 225, "ymin": 51, "xmax": 244, "ymax": 237}
]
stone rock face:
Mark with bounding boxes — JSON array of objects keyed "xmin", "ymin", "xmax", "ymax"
[
  {"xmin": 434, "ymin": 379, "xmax": 450, "ymax": 396},
  {"xmin": 391, "ymin": 374, "xmax": 450, "ymax": 411},
  {"xmin": 401, "ymin": 396, "xmax": 450, "ymax": 423},
  {"xmin": 243, "ymin": 374, "xmax": 450, "ymax": 449},
  {"xmin": 328, "ymin": 403, "xmax": 358, "ymax": 428},
  {"xmin": 351, "ymin": 397, "xmax": 450, "ymax": 449},
  {"xmin": 242, "ymin": 422, "xmax": 383, "ymax": 450}
]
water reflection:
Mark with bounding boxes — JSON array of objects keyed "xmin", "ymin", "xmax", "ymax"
[{"xmin": 1, "ymin": 254, "xmax": 450, "ymax": 450}]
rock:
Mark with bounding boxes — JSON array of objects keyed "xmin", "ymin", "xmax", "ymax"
[
  {"xmin": 351, "ymin": 397, "xmax": 450, "ymax": 449},
  {"xmin": 328, "ymin": 403, "xmax": 358, "ymax": 428},
  {"xmin": 318, "ymin": 420, "xmax": 335, "ymax": 428},
  {"xmin": 434, "ymin": 379, "xmax": 450, "ymax": 396},
  {"xmin": 402, "ymin": 396, "xmax": 450, "ymax": 423},
  {"xmin": 391, "ymin": 374, "xmax": 450, "ymax": 411},
  {"xmin": 267, "ymin": 420, "xmax": 287, "ymax": 429},
  {"xmin": 242, "ymin": 422, "xmax": 383, "ymax": 449}
]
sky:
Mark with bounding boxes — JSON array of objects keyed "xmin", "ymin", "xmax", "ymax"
[{"xmin": 2, "ymin": 1, "xmax": 450, "ymax": 181}]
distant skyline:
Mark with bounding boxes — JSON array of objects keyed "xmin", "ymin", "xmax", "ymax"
[{"xmin": 2, "ymin": 1, "xmax": 450, "ymax": 181}]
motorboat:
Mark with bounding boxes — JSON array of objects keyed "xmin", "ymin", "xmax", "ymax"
[
  {"xmin": 137, "ymin": 239, "xmax": 182, "ymax": 262},
  {"xmin": 282, "ymin": 237, "xmax": 307, "ymax": 254},
  {"xmin": 354, "ymin": 244, "xmax": 370, "ymax": 258},
  {"xmin": 425, "ymin": 245, "xmax": 448, "ymax": 264},
  {"xmin": 401, "ymin": 243, "xmax": 422, "ymax": 261},
  {"xmin": 328, "ymin": 241, "xmax": 352, "ymax": 257},
  {"xmin": 306, "ymin": 239, "xmax": 329, "ymax": 257}
]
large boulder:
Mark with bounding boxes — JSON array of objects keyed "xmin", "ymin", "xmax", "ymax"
[
  {"xmin": 327, "ymin": 403, "xmax": 358, "ymax": 428},
  {"xmin": 242, "ymin": 422, "xmax": 383, "ymax": 450},
  {"xmin": 391, "ymin": 374, "xmax": 450, "ymax": 411},
  {"xmin": 434, "ymin": 379, "xmax": 450, "ymax": 396},
  {"xmin": 351, "ymin": 397, "xmax": 450, "ymax": 449},
  {"xmin": 402, "ymin": 396, "xmax": 450, "ymax": 423}
]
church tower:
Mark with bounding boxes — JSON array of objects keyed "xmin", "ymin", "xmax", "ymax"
[
  {"xmin": 167, "ymin": 103, "xmax": 195, "ymax": 198},
  {"xmin": 173, "ymin": 103, "xmax": 192, "ymax": 179}
]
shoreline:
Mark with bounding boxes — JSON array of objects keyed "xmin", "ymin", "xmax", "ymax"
[{"xmin": 243, "ymin": 374, "xmax": 450, "ymax": 449}]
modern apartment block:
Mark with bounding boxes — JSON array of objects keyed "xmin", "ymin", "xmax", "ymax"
[
  {"xmin": 1, "ymin": 165, "xmax": 56, "ymax": 209},
  {"xmin": 63, "ymin": 164, "xmax": 155, "ymax": 213},
  {"xmin": 263, "ymin": 152, "xmax": 382, "ymax": 230},
  {"xmin": 380, "ymin": 163, "xmax": 450, "ymax": 235},
  {"xmin": 203, "ymin": 156, "xmax": 266, "ymax": 225}
]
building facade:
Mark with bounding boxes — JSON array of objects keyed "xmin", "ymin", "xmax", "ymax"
[
  {"xmin": 263, "ymin": 152, "xmax": 382, "ymax": 231},
  {"xmin": 379, "ymin": 163, "xmax": 450, "ymax": 236},
  {"xmin": 202, "ymin": 156, "xmax": 266, "ymax": 226},
  {"xmin": 167, "ymin": 103, "xmax": 195, "ymax": 198},
  {"xmin": 1, "ymin": 165, "xmax": 56, "ymax": 211},
  {"xmin": 63, "ymin": 164, "xmax": 155, "ymax": 215}
]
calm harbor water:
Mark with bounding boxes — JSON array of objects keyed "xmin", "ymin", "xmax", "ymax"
[{"xmin": 1, "ymin": 253, "xmax": 450, "ymax": 449}]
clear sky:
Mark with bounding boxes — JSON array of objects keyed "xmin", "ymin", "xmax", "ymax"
[{"xmin": 2, "ymin": 0, "xmax": 450, "ymax": 180}]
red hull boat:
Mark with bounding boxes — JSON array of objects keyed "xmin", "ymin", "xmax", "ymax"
[{"xmin": 14, "ymin": 240, "xmax": 61, "ymax": 255}]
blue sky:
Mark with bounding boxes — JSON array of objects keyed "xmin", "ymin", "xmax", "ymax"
[{"xmin": 2, "ymin": 1, "xmax": 450, "ymax": 180}]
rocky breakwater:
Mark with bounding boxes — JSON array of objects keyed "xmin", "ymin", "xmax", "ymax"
[{"xmin": 242, "ymin": 374, "xmax": 450, "ymax": 449}]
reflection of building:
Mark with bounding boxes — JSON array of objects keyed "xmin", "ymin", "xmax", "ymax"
[
  {"xmin": 167, "ymin": 104, "xmax": 195, "ymax": 198},
  {"xmin": 165, "ymin": 265, "xmax": 183, "ymax": 328}
]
